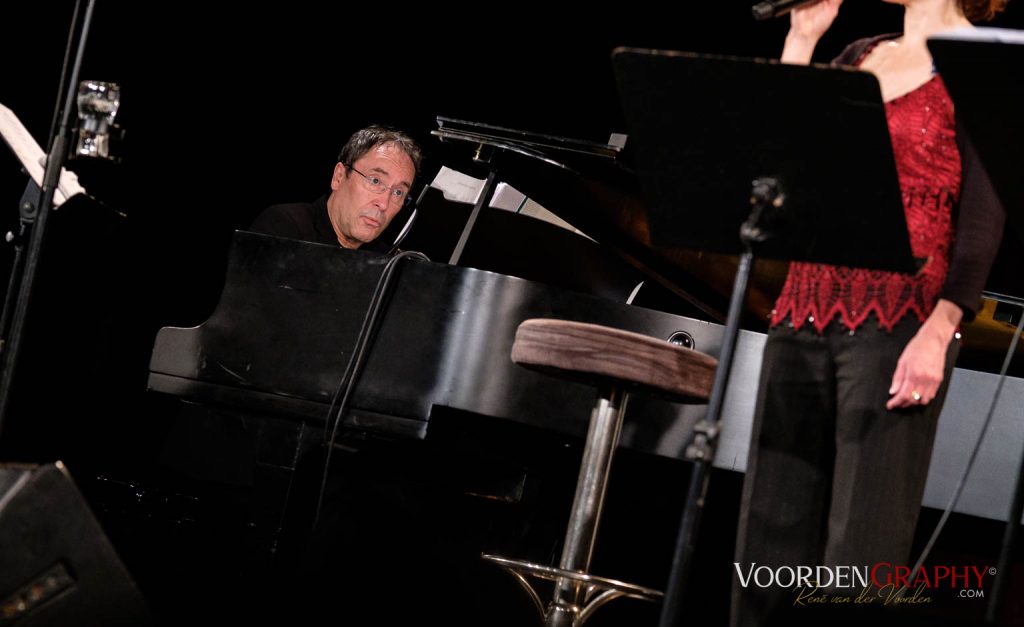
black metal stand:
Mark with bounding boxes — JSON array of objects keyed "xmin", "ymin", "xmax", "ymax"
[
  {"xmin": 986, "ymin": 311, "xmax": 1024, "ymax": 623},
  {"xmin": 432, "ymin": 116, "xmax": 625, "ymax": 268},
  {"xmin": 0, "ymin": 0, "xmax": 98, "ymax": 439},
  {"xmin": 0, "ymin": 183, "xmax": 39, "ymax": 349},
  {"xmin": 928, "ymin": 31, "xmax": 1024, "ymax": 623},
  {"xmin": 657, "ymin": 178, "xmax": 781, "ymax": 627},
  {"xmin": 611, "ymin": 48, "xmax": 914, "ymax": 626},
  {"xmin": 450, "ymin": 164, "xmax": 498, "ymax": 265}
]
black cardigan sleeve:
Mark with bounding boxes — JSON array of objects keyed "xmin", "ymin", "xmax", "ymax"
[{"xmin": 940, "ymin": 119, "xmax": 1006, "ymax": 319}]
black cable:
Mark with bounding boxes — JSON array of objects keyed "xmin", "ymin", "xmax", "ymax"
[
  {"xmin": 313, "ymin": 250, "xmax": 429, "ymax": 525},
  {"xmin": 319, "ymin": 249, "xmax": 429, "ymax": 444},
  {"xmin": 386, "ymin": 186, "xmax": 429, "ymax": 255},
  {"xmin": 896, "ymin": 310, "xmax": 1024, "ymax": 599},
  {"xmin": 0, "ymin": 226, "xmax": 27, "ymax": 345}
]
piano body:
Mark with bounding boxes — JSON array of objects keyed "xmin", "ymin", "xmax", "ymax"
[
  {"xmin": 147, "ymin": 220, "xmax": 726, "ymax": 513},
  {"xmin": 149, "ymin": 180, "xmax": 1023, "ymax": 524}
]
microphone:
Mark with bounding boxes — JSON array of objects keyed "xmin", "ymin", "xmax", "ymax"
[{"xmin": 751, "ymin": 0, "xmax": 823, "ymax": 21}]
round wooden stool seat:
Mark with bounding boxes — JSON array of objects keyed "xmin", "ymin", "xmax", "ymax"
[{"xmin": 511, "ymin": 319, "xmax": 717, "ymax": 403}]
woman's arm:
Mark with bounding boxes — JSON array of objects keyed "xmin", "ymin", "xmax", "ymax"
[
  {"xmin": 939, "ymin": 120, "xmax": 1007, "ymax": 319},
  {"xmin": 780, "ymin": 0, "xmax": 844, "ymax": 64},
  {"xmin": 887, "ymin": 298, "xmax": 961, "ymax": 409}
]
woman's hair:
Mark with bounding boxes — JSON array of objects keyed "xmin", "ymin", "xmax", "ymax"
[{"xmin": 959, "ymin": 0, "xmax": 1009, "ymax": 22}]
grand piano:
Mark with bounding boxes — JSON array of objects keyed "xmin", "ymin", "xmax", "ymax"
[
  {"xmin": 149, "ymin": 120, "xmax": 1024, "ymax": 528},
  {"xmin": 142, "ymin": 123, "xmax": 1024, "ymax": 627}
]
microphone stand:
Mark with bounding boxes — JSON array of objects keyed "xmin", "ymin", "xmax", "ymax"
[
  {"xmin": 0, "ymin": 0, "xmax": 99, "ymax": 439},
  {"xmin": 982, "ymin": 291, "xmax": 1024, "ymax": 624}
]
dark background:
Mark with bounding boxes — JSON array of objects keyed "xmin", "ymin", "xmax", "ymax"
[{"xmin": 0, "ymin": 1, "xmax": 1022, "ymax": 624}]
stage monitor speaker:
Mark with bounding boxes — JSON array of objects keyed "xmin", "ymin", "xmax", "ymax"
[{"xmin": 0, "ymin": 462, "xmax": 150, "ymax": 626}]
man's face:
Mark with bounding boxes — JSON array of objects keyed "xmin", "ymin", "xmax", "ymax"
[{"xmin": 327, "ymin": 142, "xmax": 416, "ymax": 248}]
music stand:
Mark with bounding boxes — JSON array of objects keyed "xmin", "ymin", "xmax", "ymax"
[
  {"xmin": 0, "ymin": 0, "xmax": 98, "ymax": 437},
  {"xmin": 611, "ymin": 47, "xmax": 915, "ymax": 626},
  {"xmin": 431, "ymin": 116, "xmax": 624, "ymax": 265},
  {"xmin": 929, "ymin": 28, "xmax": 1024, "ymax": 624},
  {"xmin": 929, "ymin": 29, "xmax": 1024, "ymax": 243}
]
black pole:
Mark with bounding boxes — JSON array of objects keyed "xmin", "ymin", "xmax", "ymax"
[
  {"xmin": 986, "ymin": 459, "xmax": 1024, "ymax": 624},
  {"xmin": 985, "ymin": 309, "xmax": 1024, "ymax": 624},
  {"xmin": 658, "ymin": 177, "xmax": 780, "ymax": 627},
  {"xmin": 0, "ymin": 0, "xmax": 98, "ymax": 439},
  {"xmin": 657, "ymin": 248, "xmax": 753, "ymax": 627},
  {"xmin": 0, "ymin": 222, "xmax": 29, "ymax": 345},
  {"xmin": 449, "ymin": 166, "xmax": 499, "ymax": 265}
]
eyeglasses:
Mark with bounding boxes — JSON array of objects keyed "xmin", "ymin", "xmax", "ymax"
[{"xmin": 344, "ymin": 163, "xmax": 411, "ymax": 205}]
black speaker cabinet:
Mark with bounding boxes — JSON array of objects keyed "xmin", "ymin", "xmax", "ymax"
[{"xmin": 0, "ymin": 462, "xmax": 150, "ymax": 626}]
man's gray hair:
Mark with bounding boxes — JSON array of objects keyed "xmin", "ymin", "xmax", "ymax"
[{"xmin": 337, "ymin": 125, "xmax": 423, "ymax": 176}]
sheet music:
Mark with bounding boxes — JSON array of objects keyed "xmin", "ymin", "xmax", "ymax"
[
  {"xmin": 430, "ymin": 166, "xmax": 527, "ymax": 210},
  {"xmin": 429, "ymin": 165, "xmax": 589, "ymax": 237},
  {"xmin": 0, "ymin": 102, "xmax": 86, "ymax": 207}
]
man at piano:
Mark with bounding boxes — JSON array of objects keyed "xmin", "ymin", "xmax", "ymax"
[{"xmin": 249, "ymin": 124, "xmax": 422, "ymax": 249}]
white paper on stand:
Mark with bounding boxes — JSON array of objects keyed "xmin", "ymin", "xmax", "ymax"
[{"xmin": 0, "ymin": 102, "xmax": 86, "ymax": 208}]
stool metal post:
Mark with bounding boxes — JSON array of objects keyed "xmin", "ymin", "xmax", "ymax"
[
  {"xmin": 547, "ymin": 387, "xmax": 628, "ymax": 627},
  {"xmin": 484, "ymin": 319, "xmax": 716, "ymax": 627}
]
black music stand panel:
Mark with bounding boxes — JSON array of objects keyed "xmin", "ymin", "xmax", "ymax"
[
  {"xmin": 929, "ymin": 30, "xmax": 1024, "ymax": 244},
  {"xmin": 613, "ymin": 47, "xmax": 915, "ymax": 274}
]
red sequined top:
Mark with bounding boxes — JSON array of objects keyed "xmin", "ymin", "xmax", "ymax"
[{"xmin": 771, "ymin": 50, "xmax": 962, "ymax": 333}]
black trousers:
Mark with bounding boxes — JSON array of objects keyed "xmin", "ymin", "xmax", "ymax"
[{"xmin": 730, "ymin": 318, "xmax": 958, "ymax": 627}]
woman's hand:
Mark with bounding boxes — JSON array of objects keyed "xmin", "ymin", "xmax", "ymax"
[
  {"xmin": 887, "ymin": 299, "xmax": 962, "ymax": 410},
  {"xmin": 781, "ymin": 0, "xmax": 843, "ymax": 64}
]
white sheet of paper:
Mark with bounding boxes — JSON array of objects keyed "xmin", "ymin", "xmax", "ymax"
[
  {"xmin": 430, "ymin": 166, "xmax": 528, "ymax": 210},
  {"xmin": 0, "ymin": 102, "xmax": 86, "ymax": 207},
  {"xmin": 430, "ymin": 165, "xmax": 590, "ymax": 238}
]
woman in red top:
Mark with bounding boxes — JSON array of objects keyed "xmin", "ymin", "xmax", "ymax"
[{"xmin": 732, "ymin": 1, "xmax": 1007, "ymax": 625}]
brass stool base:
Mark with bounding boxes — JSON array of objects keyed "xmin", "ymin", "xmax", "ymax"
[{"xmin": 482, "ymin": 553, "xmax": 662, "ymax": 626}]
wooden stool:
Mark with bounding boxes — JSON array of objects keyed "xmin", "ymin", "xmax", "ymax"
[{"xmin": 483, "ymin": 319, "xmax": 717, "ymax": 627}]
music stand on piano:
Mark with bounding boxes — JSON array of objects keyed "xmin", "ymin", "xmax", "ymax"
[
  {"xmin": 430, "ymin": 116, "xmax": 625, "ymax": 265},
  {"xmin": 929, "ymin": 28, "xmax": 1024, "ymax": 624},
  {"xmin": 611, "ymin": 47, "xmax": 915, "ymax": 626}
]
